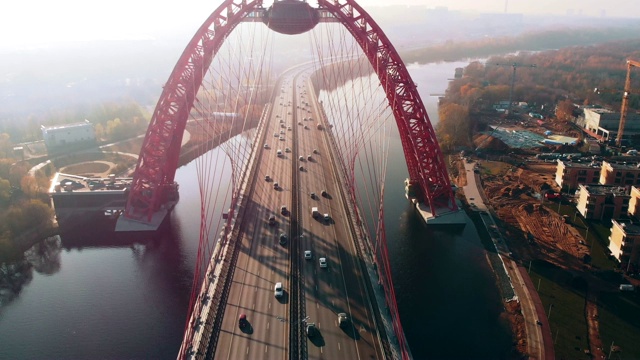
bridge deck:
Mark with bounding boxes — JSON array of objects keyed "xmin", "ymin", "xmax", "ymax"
[{"xmin": 187, "ymin": 67, "xmax": 388, "ymax": 359}]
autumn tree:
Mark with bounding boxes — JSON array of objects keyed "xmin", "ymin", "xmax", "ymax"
[
  {"xmin": 436, "ymin": 103, "xmax": 470, "ymax": 152},
  {"xmin": 20, "ymin": 175, "xmax": 43, "ymax": 198},
  {"xmin": 94, "ymin": 123, "xmax": 105, "ymax": 141},
  {"xmin": 556, "ymin": 99, "xmax": 577, "ymax": 121}
]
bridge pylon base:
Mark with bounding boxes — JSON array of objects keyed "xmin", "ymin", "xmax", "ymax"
[
  {"xmin": 115, "ymin": 208, "xmax": 172, "ymax": 232},
  {"xmin": 408, "ymin": 198, "xmax": 467, "ymax": 226}
]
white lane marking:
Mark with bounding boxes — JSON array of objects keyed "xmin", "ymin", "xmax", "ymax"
[
  {"xmin": 316, "ymin": 302, "xmax": 319, "ymax": 309},
  {"xmin": 265, "ymin": 345, "xmax": 268, "ymax": 353},
  {"xmin": 246, "ymin": 347, "xmax": 249, "ymax": 355},
  {"xmin": 267, "ymin": 322, "xmax": 270, "ymax": 330},
  {"xmin": 338, "ymin": 342, "xmax": 341, "ymax": 351},
  {"xmin": 268, "ymin": 302, "xmax": 271, "ymax": 309},
  {"xmin": 252, "ymin": 303, "xmax": 255, "ymax": 310}
]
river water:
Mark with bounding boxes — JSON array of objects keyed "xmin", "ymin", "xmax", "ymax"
[{"xmin": 0, "ymin": 60, "xmax": 512, "ymax": 359}]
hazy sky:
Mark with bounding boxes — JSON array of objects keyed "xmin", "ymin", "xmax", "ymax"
[{"xmin": 0, "ymin": 0, "xmax": 636, "ymax": 49}]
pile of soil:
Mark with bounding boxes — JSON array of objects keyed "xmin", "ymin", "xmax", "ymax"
[{"xmin": 473, "ymin": 133, "xmax": 510, "ymax": 152}]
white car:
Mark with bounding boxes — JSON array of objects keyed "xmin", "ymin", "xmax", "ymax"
[
  {"xmin": 319, "ymin": 257, "xmax": 327, "ymax": 268},
  {"xmin": 304, "ymin": 250, "xmax": 312, "ymax": 260},
  {"xmin": 274, "ymin": 282, "xmax": 283, "ymax": 298}
]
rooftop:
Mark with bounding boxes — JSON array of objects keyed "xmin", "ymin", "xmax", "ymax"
[
  {"xmin": 603, "ymin": 160, "xmax": 640, "ymax": 170},
  {"xmin": 41, "ymin": 120, "xmax": 92, "ymax": 131},
  {"xmin": 613, "ymin": 220, "xmax": 640, "ymax": 235},
  {"xmin": 559, "ymin": 160, "xmax": 601, "ymax": 169},
  {"xmin": 580, "ymin": 184, "xmax": 630, "ymax": 197},
  {"xmin": 49, "ymin": 172, "xmax": 132, "ymax": 194},
  {"xmin": 585, "ymin": 108, "xmax": 616, "ymax": 114}
]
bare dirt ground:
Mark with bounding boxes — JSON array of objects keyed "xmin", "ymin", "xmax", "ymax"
[
  {"xmin": 454, "ymin": 120, "xmax": 607, "ymax": 359},
  {"xmin": 482, "ymin": 161, "xmax": 589, "ymax": 269}
]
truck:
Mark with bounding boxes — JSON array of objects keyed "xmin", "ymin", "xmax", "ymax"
[{"xmin": 312, "ymin": 207, "xmax": 319, "ymax": 218}]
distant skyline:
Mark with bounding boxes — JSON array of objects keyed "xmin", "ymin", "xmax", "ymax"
[{"xmin": 1, "ymin": 0, "xmax": 637, "ymax": 49}]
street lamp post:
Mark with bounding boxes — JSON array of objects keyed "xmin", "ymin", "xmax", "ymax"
[{"xmin": 586, "ymin": 226, "xmax": 591, "ymax": 247}]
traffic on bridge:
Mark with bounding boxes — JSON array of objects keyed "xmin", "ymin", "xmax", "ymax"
[{"xmin": 114, "ymin": 1, "xmax": 458, "ymax": 359}]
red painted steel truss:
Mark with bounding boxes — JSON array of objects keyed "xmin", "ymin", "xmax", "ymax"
[
  {"xmin": 125, "ymin": 0, "xmax": 457, "ymax": 358},
  {"xmin": 125, "ymin": 0, "xmax": 455, "ymax": 222},
  {"xmin": 318, "ymin": 0, "xmax": 456, "ymax": 214},
  {"xmin": 124, "ymin": 0, "xmax": 265, "ymax": 221}
]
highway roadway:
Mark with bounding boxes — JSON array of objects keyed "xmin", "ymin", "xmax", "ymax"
[{"xmin": 213, "ymin": 68, "xmax": 385, "ymax": 359}]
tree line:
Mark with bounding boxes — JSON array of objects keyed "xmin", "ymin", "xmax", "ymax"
[
  {"xmin": 0, "ymin": 100, "xmax": 153, "ymax": 261},
  {"xmin": 435, "ymin": 39, "xmax": 640, "ymax": 152}
]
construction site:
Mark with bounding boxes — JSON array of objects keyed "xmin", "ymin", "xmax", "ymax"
[{"xmin": 449, "ymin": 59, "xmax": 640, "ymax": 359}]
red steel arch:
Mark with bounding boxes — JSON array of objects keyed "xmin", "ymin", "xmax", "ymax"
[
  {"xmin": 125, "ymin": 0, "xmax": 455, "ymax": 223},
  {"xmin": 128, "ymin": 0, "xmax": 454, "ymax": 358},
  {"xmin": 317, "ymin": 0, "xmax": 456, "ymax": 214},
  {"xmin": 124, "ymin": 0, "xmax": 265, "ymax": 221}
]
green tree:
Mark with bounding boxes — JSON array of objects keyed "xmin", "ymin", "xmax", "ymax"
[
  {"xmin": 20, "ymin": 175, "xmax": 42, "ymax": 198},
  {"xmin": 0, "ymin": 159, "xmax": 11, "ymax": 182},
  {"xmin": 0, "ymin": 177, "xmax": 11, "ymax": 205},
  {"xmin": 95, "ymin": 123, "xmax": 105, "ymax": 141},
  {"xmin": 22, "ymin": 199, "xmax": 53, "ymax": 226},
  {"xmin": 0, "ymin": 133, "xmax": 12, "ymax": 158}
]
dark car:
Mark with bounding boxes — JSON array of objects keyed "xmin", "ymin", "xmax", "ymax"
[
  {"xmin": 338, "ymin": 313, "xmax": 348, "ymax": 328},
  {"xmin": 239, "ymin": 313, "xmax": 248, "ymax": 328},
  {"xmin": 279, "ymin": 233, "xmax": 288, "ymax": 245},
  {"xmin": 321, "ymin": 190, "xmax": 328, "ymax": 197},
  {"xmin": 544, "ymin": 192, "xmax": 561, "ymax": 200},
  {"xmin": 306, "ymin": 323, "xmax": 317, "ymax": 337}
]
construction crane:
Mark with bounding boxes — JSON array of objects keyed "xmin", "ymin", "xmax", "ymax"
[
  {"xmin": 594, "ymin": 59, "xmax": 640, "ymax": 147},
  {"xmin": 616, "ymin": 59, "xmax": 640, "ymax": 147},
  {"xmin": 495, "ymin": 62, "xmax": 537, "ymax": 116}
]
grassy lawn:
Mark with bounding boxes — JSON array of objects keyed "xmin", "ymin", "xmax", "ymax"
[
  {"xmin": 478, "ymin": 160, "xmax": 511, "ymax": 176},
  {"xmin": 598, "ymin": 291, "xmax": 640, "ymax": 360},
  {"xmin": 588, "ymin": 221, "xmax": 618, "ymax": 271},
  {"xmin": 530, "ymin": 260, "xmax": 591, "ymax": 359}
]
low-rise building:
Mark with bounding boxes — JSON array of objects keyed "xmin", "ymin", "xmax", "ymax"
[
  {"xmin": 599, "ymin": 161, "xmax": 640, "ymax": 186},
  {"xmin": 555, "ymin": 160, "xmax": 600, "ymax": 191},
  {"xmin": 628, "ymin": 186, "xmax": 640, "ymax": 219},
  {"xmin": 609, "ymin": 220, "xmax": 640, "ymax": 272},
  {"xmin": 582, "ymin": 108, "xmax": 640, "ymax": 142},
  {"xmin": 576, "ymin": 184, "xmax": 630, "ymax": 220},
  {"xmin": 41, "ymin": 120, "xmax": 96, "ymax": 154}
]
